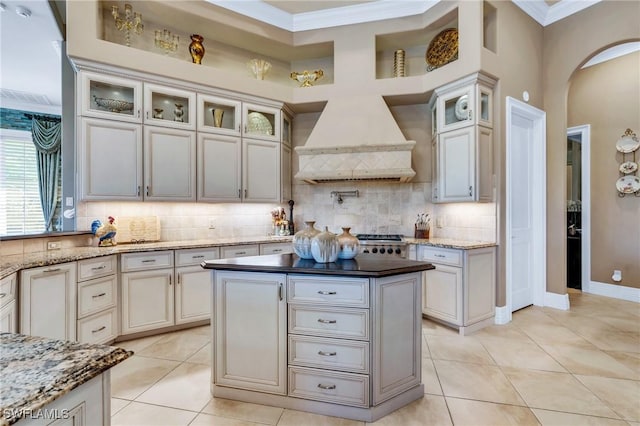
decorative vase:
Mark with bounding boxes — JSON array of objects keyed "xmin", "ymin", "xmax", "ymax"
[
  {"xmin": 290, "ymin": 69, "xmax": 324, "ymax": 87},
  {"xmin": 310, "ymin": 226, "xmax": 339, "ymax": 263},
  {"xmin": 247, "ymin": 58, "xmax": 272, "ymax": 80},
  {"xmin": 337, "ymin": 227, "xmax": 360, "ymax": 260},
  {"xmin": 292, "ymin": 221, "xmax": 320, "ymax": 259},
  {"xmin": 188, "ymin": 34, "xmax": 205, "ymax": 64},
  {"xmin": 213, "ymin": 109, "xmax": 224, "ymax": 127},
  {"xmin": 174, "ymin": 103, "xmax": 184, "ymax": 122},
  {"xmin": 393, "ymin": 49, "xmax": 406, "ymax": 77},
  {"xmin": 153, "ymin": 108, "xmax": 163, "ymax": 119}
]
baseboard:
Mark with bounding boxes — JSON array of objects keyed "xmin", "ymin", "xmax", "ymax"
[
  {"xmin": 585, "ymin": 281, "xmax": 640, "ymax": 303},
  {"xmin": 494, "ymin": 305, "xmax": 511, "ymax": 325},
  {"xmin": 544, "ymin": 292, "xmax": 570, "ymax": 310}
]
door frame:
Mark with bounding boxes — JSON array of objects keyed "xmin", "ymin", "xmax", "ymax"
[
  {"xmin": 505, "ymin": 97, "xmax": 546, "ymax": 321},
  {"xmin": 567, "ymin": 125, "xmax": 591, "ymax": 292}
]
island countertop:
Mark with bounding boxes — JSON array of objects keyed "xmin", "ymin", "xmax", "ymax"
[
  {"xmin": 201, "ymin": 253, "xmax": 435, "ymax": 277},
  {"xmin": 0, "ymin": 333, "xmax": 132, "ymax": 425}
]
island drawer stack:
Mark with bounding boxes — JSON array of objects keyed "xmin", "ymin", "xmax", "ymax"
[
  {"xmin": 286, "ymin": 275, "xmax": 371, "ymax": 407},
  {"xmin": 77, "ymin": 255, "xmax": 118, "ymax": 344}
]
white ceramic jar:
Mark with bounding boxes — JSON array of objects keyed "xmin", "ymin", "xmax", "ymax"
[{"xmin": 310, "ymin": 226, "xmax": 339, "ymax": 263}]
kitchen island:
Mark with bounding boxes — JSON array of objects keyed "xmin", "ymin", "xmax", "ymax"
[
  {"xmin": 0, "ymin": 333, "xmax": 131, "ymax": 425},
  {"xmin": 201, "ymin": 254, "xmax": 434, "ymax": 422}
]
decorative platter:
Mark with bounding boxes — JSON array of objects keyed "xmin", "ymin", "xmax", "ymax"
[
  {"xmin": 619, "ymin": 161, "xmax": 638, "ymax": 174},
  {"xmin": 93, "ymin": 95, "xmax": 134, "ymax": 113},
  {"xmin": 246, "ymin": 112, "xmax": 273, "ymax": 135},
  {"xmin": 455, "ymin": 95, "xmax": 469, "ymax": 120},
  {"xmin": 616, "ymin": 130, "xmax": 639, "ymax": 153},
  {"xmin": 425, "ymin": 28, "xmax": 459, "ymax": 71},
  {"xmin": 615, "ymin": 175, "xmax": 640, "ymax": 194}
]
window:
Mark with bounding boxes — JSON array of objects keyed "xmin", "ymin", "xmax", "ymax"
[{"xmin": 0, "ymin": 129, "xmax": 46, "ymax": 236}]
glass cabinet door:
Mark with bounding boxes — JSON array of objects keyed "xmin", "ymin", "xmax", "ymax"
[
  {"xmin": 242, "ymin": 103, "xmax": 281, "ymax": 142},
  {"xmin": 80, "ymin": 71, "xmax": 142, "ymax": 123},
  {"xmin": 281, "ymin": 113, "xmax": 292, "ymax": 147},
  {"xmin": 143, "ymin": 83, "xmax": 196, "ymax": 130},
  {"xmin": 437, "ymin": 86, "xmax": 475, "ymax": 133},
  {"xmin": 476, "ymin": 84, "xmax": 493, "ymax": 128},
  {"xmin": 197, "ymin": 94, "xmax": 241, "ymax": 135}
]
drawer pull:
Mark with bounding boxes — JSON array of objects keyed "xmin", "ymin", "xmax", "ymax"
[
  {"xmin": 273, "ymin": 249, "xmax": 282, "ymax": 252},
  {"xmin": 44, "ymin": 268, "xmax": 61, "ymax": 273},
  {"xmin": 434, "ymin": 254, "xmax": 446, "ymax": 258},
  {"xmin": 317, "ymin": 318, "xmax": 337, "ymax": 324},
  {"xmin": 317, "ymin": 383, "xmax": 336, "ymax": 390},
  {"xmin": 92, "ymin": 326, "xmax": 106, "ymax": 333},
  {"xmin": 191, "ymin": 255, "xmax": 205, "ymax": 259},
  {"xmin": 317, "ymin": 290, "xmax": 337, "ymax": 295},
  {"xmin": 0, "ymin": 293, "xmax": 6, "ymax": 298},
  {"xmin": 236, "ymin": 251, "xmax": 246, "ymax": 255},
  {"xmin": 91, "ymin": 265, "xmax": 106, "ymax": 271},
  {"xmin": 141, "ymin": 259, "xmax": 156, "ymax": 263},
  {"xmin": 318, "ymin": 350, "xmax": 337, "ymax": 357},
  {"xmin": 92, "ymin": 293, "xmax": 107, "ymax": 298}
]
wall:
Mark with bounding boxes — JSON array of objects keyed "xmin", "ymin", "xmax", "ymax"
[
  {"xmin": 567, "ymin": 51, "xmax": 640, "ymax": 288},
  {"xmin": 543, "ymin": 0, "xmax": 640, "ymax": 295}
]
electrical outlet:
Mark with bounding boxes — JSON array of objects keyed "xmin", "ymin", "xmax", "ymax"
[
  {"xmin": 47, "ymin": 241, "xmax": 61, "ymax": 250},
  {"xmin": 208, "ymin": 218, "xmax": 216, "ymax": 229},
  {"xmin": 436, "ymin": 217, "xmax": 443, "ymax": 228}
]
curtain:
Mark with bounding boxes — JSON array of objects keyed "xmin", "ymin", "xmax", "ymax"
[{"xmin": 30, "ymin": 118, "xmax": 62, "ymax": 232}]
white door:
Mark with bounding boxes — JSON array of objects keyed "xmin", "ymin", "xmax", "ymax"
[{"xmin": 506, "ymin": 98, "xmax": 546, "ymax": 314}]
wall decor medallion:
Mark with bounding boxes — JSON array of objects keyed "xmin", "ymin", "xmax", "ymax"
[
  {"xmin": 189, "ymin": 34, "xmax": 205, "ymax": 64},
  {"xmin": 425, "ymin": 28, "xmax": 458, "ymax": 72}
]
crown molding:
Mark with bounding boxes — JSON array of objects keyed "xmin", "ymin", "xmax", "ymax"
[
  {"xmin": 512, "ymin": 0, "xmax": 548, "ymax": 26},
  {"xmin": 545, "ymin": 0, "xmax": 601, "ymax": 25},
  {"xmin": 205, "ymin": 0, "xmax": 293, "ymax": 30}
]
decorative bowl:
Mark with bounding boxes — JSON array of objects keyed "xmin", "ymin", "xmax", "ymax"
[
  {"xmin": 93, "ymin": 95, "xmax": 134, "ymax": 113},
  {"xmin": 290, "ymin": 69, "xmax": 324, "ymax": 87}
]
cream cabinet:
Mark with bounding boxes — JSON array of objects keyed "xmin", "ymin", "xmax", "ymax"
[
  {"xmin": 214, "ymin": 271, "xmax": 287, "ymax": 394},
  {"xmin": 243, "ymin": 138, "xmax": 281, "ymax": 202},
  {"xmin": 220, "ymin": 244, "xmax": 260, "ymax": 258},
  {"xmin": 143, "ymin": 126, "xmax": 196, "ymax": 201},
  {"xmin": 242, "ymin": 102, "xmax": 281, "ymax": 142},
  {"xmin": 175, "ymin": 247, "xmax": 218, "ymax": 325},
  {"xmin": 430, "ymin": 73, "xmax": 495, "ymax": 203},
  {"xmin": 20, "ymin": 263, "xmax": 77, "ymax": 341},
  {"xmin": 197, "ymin": 133, "xmax": 242, "ymax": 202},
  {"xmin": 0, "ymin": 273, "xmax": 17, "ymax": 333},
  {"xmin": 143, "ymin": 83, "xmax": 196, "ymax": 130},
  {"xmin": 197, "ymin": 93, "xmax": 241, "ymax": 135},
  {"xmin": 418, "ymin": 245, "xmax": 496, "ymax": 335},
  {"xmin": 79, "ymin": 117, "xmax": 143, "ymax": 200},
  {"xmin": 120, "ymin": 251, "xmax": 174, "ymax": 335},
  {"xmin": 79, "ymin": 70, "xmax": 142, "ymax": 123},
  {"xmin": 77, "ymin": 255, "xmax": 118, "ymax": 344}
]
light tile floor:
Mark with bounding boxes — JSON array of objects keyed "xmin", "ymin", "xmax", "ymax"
[{"xmin": 110, "ymin": 290, "xmax": 640, "ymax": 425}]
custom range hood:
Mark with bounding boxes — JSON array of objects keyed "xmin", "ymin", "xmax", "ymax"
[{"xmin": 294, "ymin": 95, "xmax": 416, "ymax": 184}]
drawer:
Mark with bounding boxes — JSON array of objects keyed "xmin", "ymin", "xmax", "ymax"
[
  {"xmin": 418, "ymin": 246, "xmax": 462, "ymax": 267},
  {"xmin": 289, "ymin": 306, "xmax": 369, "ymax": 340},
  {"xmin": 78, "ymin": 275, "xmax": 117, "ymax": 318},
  {"xmin": 288, "ymin": 275, "xmax": 369, "ymax": 308},
  {"xmin": 220, "ymin": 244, "xmax": 259, "ymax": 258},
  {"xmin": 77, "ymin": 308, "xmax": 117, "ymax": 344},
  {"xmin": 0, "ymin": 273, "xmax": 17, "ymax": 307},
  {"xmin": 289, "ymin": 335, "xmax": 369, "ymax": 374},
  {"xmin": 78, "ymin": 255, "xmax": 117, "ymax": 281},
  {"xmin": 175, "ymin": 247, "xmax": 219, "ymax": 266},
  {"xmin": 259, "ymin": 242, "xmax": 293, "ymax": 255},
  {"xmin": 121, "ymin": 250, "xmax": 174, "ymax": 272},
  {"xmin": 288, "ymin": 366, "xmax": 369, "ymax": 407}
]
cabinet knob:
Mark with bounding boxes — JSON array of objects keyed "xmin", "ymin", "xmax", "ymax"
[
  {"xmin": 244, "ymin": 189, "xmax": 248, "ymax": 198},
  {"xmin": 137, "ymin": 186, "xmax": 141, "ymax": 196},
  {"xmin": 146, "ymin": 185, "xmax": 150, "ymax": 196}
]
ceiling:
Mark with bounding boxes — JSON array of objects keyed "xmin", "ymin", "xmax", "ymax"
[{"xmin": 0, "ymin": 0, "xmax": 607, "ymax": 114}]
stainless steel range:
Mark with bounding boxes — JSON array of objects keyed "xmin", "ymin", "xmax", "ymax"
[{"xmin": 357, "ymin": 234, "xmax": 407, "ymax": 258}]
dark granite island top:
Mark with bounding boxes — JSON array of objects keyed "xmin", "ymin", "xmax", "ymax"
[
  {"xmin": 0, "ymin": 333, "xmax": 131, "ymax": 425},
  {"xmin": 201, "ymin": 253, "xmax": 435, "ymax": 277}
]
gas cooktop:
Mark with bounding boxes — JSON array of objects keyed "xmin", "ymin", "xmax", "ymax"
[{"xmin": 356, "ymin": 234, "xmax": 405, "ymax": 242}]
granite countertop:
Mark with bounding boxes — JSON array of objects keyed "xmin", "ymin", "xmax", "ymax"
[
  {"xmin": 404, "ymin": 237, "xmax": 497, "ymax": 249},
  {"xmin": 202, "ymin": 253, "xmax": 435, "ymax": 277},
  {"xmin": 0, "ymin": 333, "xmax": 132, "ymax": 425},
  {"xmin": 0, "ymin": 235, "xmax": 293, "ymax": 279}
]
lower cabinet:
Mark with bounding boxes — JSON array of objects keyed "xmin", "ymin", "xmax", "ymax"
[
  {"xmin": 175, "ymin": 247, "xmax": 219, "ymax": 325},
  {"xmin": 214, "ymin": 271, "xmax": 287, "ymax": 394},
  {"xmin": 0, "ymin": 273, "xmax": 17, "ymax": 333},
  {"xmin": 419, "ymin": 245, "xmax": 496, "ymax": 334},
  {"xmin": 20, "ymin": 263, "xmax": 77, "ymax": 341},
  {"xmin": 77, "ymin": 256, "xmax": 118, "ymax": 344}
]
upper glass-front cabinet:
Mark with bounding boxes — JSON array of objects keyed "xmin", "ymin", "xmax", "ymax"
[
  {"xmin": 80, "ymin": 71, "xmax": 142, "ymax": 123},
  {"xmin": 242, "ymin": 103, "xmax": 281, "ymax": 142},
  {"xmin": 434, "ymin": 73, "xmax": 494, "ymax": 133},
  {"xmin": 143, "ymin": 83, "xmax": 196, "ymax": 130},
  {"xmin": 197, "ymin": 94, "xmax": 241, "ymax": 135},
  {"xmin": 281, "ymin": 113, "xmax": 292, "ymax": 147}
]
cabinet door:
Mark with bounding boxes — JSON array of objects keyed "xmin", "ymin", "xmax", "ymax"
[
  {"xmin": 197, "ymin": 133, "xmax": 242, "ymax": 202},
  {"xmin": 175, "ymin": 265, "xmax": 212, "ymax": 325},
  {"xmin": 144, "ymin": 126, "xmax": 196, "ymax": 201},
  {"xmin": 243, "ymin": 138, "xmax": 280, "ymax": 202},
  {"xmin": 20, "ymin": 263, "xmax": 77, "ymax": 340},
  {"xmin": 437, "ymin": 85, "xmax": 475, "ymax": 133},
  {"xmin": 438, "ymin": 127, "xmax": 475, "ymax": 202},
  {"xmin": 476, "ymin": 126, "xmax": 494, "ymax": 202},
  {"xmin": 423, "ymin": 264, "xmax": 463, "ymax": 325},
  {"xmin": 214, "ymin": 271, "xmax": 287, "ymax": 394},
  {"xmin": 121, "ymin": 269, "xmax": 174, "ymax": 334},
  {"xmin": 197, "ymin": 93, "xmax": 241, "ymax": 135},
  {"xmin": 79, "ymin": 118, "xmax": 142, "ymax": 200},
  {"xmin": 281, "ymin": 143, "xmax": 292, "ymax": 202},
  {"xmin": 464, "ymin": 248, "xmax": 496, "ymax": 326},
  {"xmin": 79, "ymin": 71, "xmax": 142, "ymax": 123},
  {"xmin": 281, "ymin": 112, "xmax": 292, "ymax": 147},
  {"xmin": 242, "ymin": 103, "xmax": 281, "ymax": 142},
  {"xmin": 143, "ymin": 83, "xmax": 196, "ymax": 130},
  {"xmin": 0, "ymin": 300, "xmax": 17, "ymax": 333},
  {"xmin": 431, "ymin": 137, "xmax": 439, "ymax": 202}
]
